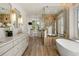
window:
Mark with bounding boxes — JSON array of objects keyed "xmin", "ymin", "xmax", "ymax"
[
  {"xmin": 74, "ymin": 7, "xmax": 79, "ymax": 38},
  {"xmin": 58, "ymin": 14, "xmax": 64, "ymax": 37}
]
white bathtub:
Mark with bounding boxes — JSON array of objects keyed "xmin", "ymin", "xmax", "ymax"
[{"xmin": 56, "ymin": 39, "xmax": 79, "ymax": 56}]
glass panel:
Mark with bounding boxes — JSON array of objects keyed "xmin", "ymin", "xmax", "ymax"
[{"xmin": 11, "ymin": 8, "xmax": 21, "ymax": 28}]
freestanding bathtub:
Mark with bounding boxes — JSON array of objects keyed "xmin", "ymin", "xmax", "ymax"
[{"xmin": 56, "ymin": 39, "xmax": 79, "ymax": 56}]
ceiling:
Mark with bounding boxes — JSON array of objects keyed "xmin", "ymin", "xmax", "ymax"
[{"xmin": 16, "ymin": 3, "xmax": 64, "ymax": 15}]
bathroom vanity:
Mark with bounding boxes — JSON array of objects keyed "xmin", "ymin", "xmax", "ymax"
[
  {"xmin": 0, "ymin": 3, "xmax": 29, "ymax": 56},
  {"xmin": 0, "ymin": 33, "xmax": 28, "ymax": 56}
]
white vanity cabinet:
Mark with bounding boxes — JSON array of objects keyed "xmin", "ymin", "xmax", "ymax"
[
  {"xmin": 0, "ymin": 34, "xmax": 28, "ymax": 56},
  {"xmin": 14, "ymin": 34, "xmax": 28, "ymax": 56},
  {"xmin": 16, "ymin": 39, "xmax": 27, "ymax": 56}
]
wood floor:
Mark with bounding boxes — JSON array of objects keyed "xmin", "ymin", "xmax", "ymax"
[{"xmin": 23, "ymin": 37, "xmax": 59, "ymax": 56}]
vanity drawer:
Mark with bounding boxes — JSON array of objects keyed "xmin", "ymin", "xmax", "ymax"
[
  {"xmin": 16, "ymin": 40, "xmax": 27, "ymax": 56},
  {"xmin": 0, "ymin": 41, "xmax": 14, "ymax": 55},
  {"xmin": 14, "ymin": 40, "xmax": 25, "ymax": 56},
  {"xmin": 14, "ymin": 36, "xmax": 26, "ymax": 46},
  {"xmin": 12, "ymin": 44, "xmax": 20, "ymax": 55}
]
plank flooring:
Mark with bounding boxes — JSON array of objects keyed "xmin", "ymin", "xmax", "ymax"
[{"xmin": 23, "ymin": 36, "xmax": 59, "ymax": 56}]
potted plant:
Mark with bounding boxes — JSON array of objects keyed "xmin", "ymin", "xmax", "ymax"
[{"xmin": 5, "ymin": 23, "xmax": 13, "ymax": 37}]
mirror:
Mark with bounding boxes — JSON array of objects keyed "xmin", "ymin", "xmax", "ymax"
[
  {"xmin": 11, "ymin": 8, "xmax": 22, "ymax": 28},
  {"xmin": 0, "ymin": 3, "xmax": 11, "ymax": 28}
]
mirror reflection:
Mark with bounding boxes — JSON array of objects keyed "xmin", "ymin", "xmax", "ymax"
[
  {"xmin": 0, "ymin": 3, "xmax": 11, "ymax": 28},
  {"xmin": 11, "ymin": 8, "xmax": 22, "ymax": 28}
]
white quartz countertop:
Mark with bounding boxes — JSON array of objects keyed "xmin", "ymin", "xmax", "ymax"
[{"xmin": 0, "ymin": 33, "xmax": 25, "ymax": 47}]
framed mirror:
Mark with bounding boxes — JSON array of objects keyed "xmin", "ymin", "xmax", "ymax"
[
  {"xmin": 11, "ymin": 8, "xmax": 22, "ymax": 28},
  {"xmin": 0, "ymin": 3, "xmax": 11, "ymax": 28}
]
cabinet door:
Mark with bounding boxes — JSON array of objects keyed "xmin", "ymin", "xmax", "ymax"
[
  {"xmin": 16, "ymin": 37, "xmax": 26, "ymax": 56},
  {"xmin": 16, "ymin": 41, "xmax": 24, "ymax": 56},
  {"xmin": 16, "ymin": 38, "xmax": 28, "ymax": 56},
  {"xmin": 14, "ymin": 42, "xmax": 23, "ymax": 56}
]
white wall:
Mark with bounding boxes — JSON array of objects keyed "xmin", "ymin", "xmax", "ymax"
[
  {"xmin": 74, "ymin": 7, "xmax": 78, "ymax": 39},
  {"xmin": 69, "ymin": 6, "xmax": 79, "ymax": 40},
  {"xmin": 69, "ymin": 7, "xmax": 75, "ymax": 39}
]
